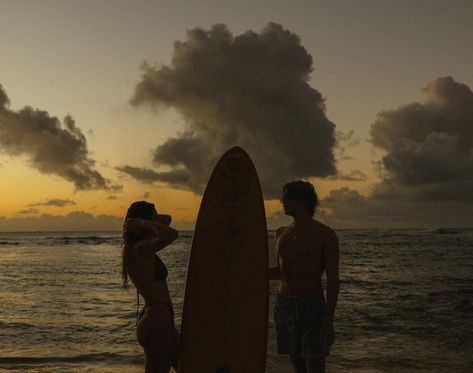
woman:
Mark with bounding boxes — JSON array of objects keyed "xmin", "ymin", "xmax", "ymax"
[{"xmin": 122, "ymin": 201, "xmax": 179, "ymax": 373}]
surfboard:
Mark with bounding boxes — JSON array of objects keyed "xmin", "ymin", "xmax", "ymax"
[{"xmin": 179, "ymin": 146, "xmax": 269, "ymax": 373}]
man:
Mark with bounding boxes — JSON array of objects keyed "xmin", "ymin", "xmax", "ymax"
[{"xmin": 268, "ymin": 180, "xmax": 340, "ymax": 373}]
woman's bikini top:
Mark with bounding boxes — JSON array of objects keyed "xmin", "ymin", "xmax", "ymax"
[
  {"xmin": 135, "ymin": 255, "xmax": 169, "ymax": 323},
  {"xmin": 153, "ymin": 254, "xmax": 168, "ymax": 281}
]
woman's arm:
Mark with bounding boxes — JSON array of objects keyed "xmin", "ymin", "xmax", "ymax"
[{"xmin": 124, "ymin": 218, "xmax": 179, "ymax": 254}]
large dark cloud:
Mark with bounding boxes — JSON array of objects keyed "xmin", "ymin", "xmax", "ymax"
[
  {"xmin": 0, "ymin": 84, "xmax": 120, "ymax": 191},
  {"xmin": 127, "ymin": 23, "xmax": 337, "ymax": 197},
  {"xmin": 370, "ymin": 76, "xmax": 473, "ymax": 202},
  {"xmin": 321, "ymin": 77, "xmax": 473, "ymax": 228}
]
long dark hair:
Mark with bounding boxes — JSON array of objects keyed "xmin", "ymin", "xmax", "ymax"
[{"xmin": 121, "ymin": 201, "xmax": 156, "ymax": 289}]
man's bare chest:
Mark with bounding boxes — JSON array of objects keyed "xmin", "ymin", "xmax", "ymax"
[{"xmin": 277, "ymin": 234, "xmax": 322, "ymax": 261}]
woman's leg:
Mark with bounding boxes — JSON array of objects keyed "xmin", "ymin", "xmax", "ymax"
[
  {"xmin": 142, "ymin": 326, "xmax": 178, "ymax": 373},
  {"xmin": 137, "ymin": 305, "xmax": 178, "ymax": 373},
  {"xmin": 144, "ymin": 345, "xmax": 171, "ymax": 373}
]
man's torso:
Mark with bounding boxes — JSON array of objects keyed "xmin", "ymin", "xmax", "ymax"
[{"xmin": 276, "ymin": 220, "xmax": 330, "ymax": 296}]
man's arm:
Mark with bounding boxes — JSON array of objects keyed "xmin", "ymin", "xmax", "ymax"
[
  {"xmin": 268, "ymin": 227, "xmax": 283, "ymax": 280},
  {"xmin": 320, "ymin": 228, "xmax": 340, "ymax": 351},
  {"xmin": 324, "ymin": 228, "xmax": 340, "ymax": 321}
]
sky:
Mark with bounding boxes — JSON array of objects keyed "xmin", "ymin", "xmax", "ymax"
[{"xmin": 0, "ymin": 0, "xmax": 472, "ymax": 231}]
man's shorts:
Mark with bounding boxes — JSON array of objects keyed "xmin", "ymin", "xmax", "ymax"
[{"xmin": 274, "ymin": 289, "xmax": 328, "ymax": 359}]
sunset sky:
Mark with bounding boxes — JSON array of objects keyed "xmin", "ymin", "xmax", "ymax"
[{"xmin": 1, "ymin": 0, "xmax": 472, "ymax": 231}]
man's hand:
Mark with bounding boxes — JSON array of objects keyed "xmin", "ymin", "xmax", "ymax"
[{"xmin": 320, "ymin": 317, "xmax": 335, "ymax": 353}]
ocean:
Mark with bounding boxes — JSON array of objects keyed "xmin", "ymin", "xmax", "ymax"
[{"xmin": 0, "ymin": 229, "xmax": 472, "ymax": 372}]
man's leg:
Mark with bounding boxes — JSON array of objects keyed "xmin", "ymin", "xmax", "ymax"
[
  {"xmin": 290, "ymin": 356, "xmax": 307, "ymax": 373},
  {"xmin": 298, "ymin": 291, "xmax": 328, "ymax": 373},
  {"xmin": 305, "ymin": 357, "xmax": 325, "ymax": 373}
]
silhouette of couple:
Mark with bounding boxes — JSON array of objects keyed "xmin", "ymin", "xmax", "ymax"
[{"xmin": 122, "ymin": 180, "xmax": 340, "ymax": 373}]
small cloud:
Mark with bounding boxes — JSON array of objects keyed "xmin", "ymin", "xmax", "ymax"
[
  {"xmin": 116, "ymin": 165, "xmax": 189, "ymax": 185},
  {"xmin": 328, "ymin": 170, "xmax": 367, "ymax": 182},
  {"xmin": 18, "ymin": 208, "xmax": 39, "ymax": 214},
  {"xmin": 28, "ymin": 198, "xmax": 77, "ymax": 207},
  {"xmin": 335, "ymin": 130, "xmax": 360, "ymax": 159}
]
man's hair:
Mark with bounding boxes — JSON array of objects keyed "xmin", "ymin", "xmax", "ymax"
[{"xmin": 282, "ymin": 180, "xmax": 319, "ymax": 216}]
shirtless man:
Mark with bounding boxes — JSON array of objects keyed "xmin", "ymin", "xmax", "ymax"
[{"xmin": 268, "ymin": 180, "xmax": 340, "ymax": 373}]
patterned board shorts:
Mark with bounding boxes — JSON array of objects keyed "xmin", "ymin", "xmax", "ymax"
[{"xmin": 274, "ymin": 289, "xmax": 329, "ymax": 359}]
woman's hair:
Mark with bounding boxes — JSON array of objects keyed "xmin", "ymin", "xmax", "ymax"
[
  {"xmin": 121, "ymin": 201, "xmax": 156, "ymax": 289},
  {"xmin": 282, "ymin": 180, "xmax": 319, "ymax": 216}
]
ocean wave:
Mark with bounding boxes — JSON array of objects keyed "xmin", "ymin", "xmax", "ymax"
[
  {"xmin": 0, "ymin": 321, "xmax": 35, "ymax": 329},
  {"xmin": 431, "ymin": 228, "xmax": 465, "ymax": 235},
  {"xmin": 38, "ymin": 236, "xmax": 122, "ymax": 246},
  {"xmin": 0, "ymin": 241, "xmax": 20, "ymax": 245}
]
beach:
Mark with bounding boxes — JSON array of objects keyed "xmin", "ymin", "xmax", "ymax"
[{"xmin": 1, "ymin": 229, "xmax": 472, "ymax": 372}]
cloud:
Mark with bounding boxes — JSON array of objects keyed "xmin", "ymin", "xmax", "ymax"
[
  {"xmin": 319, "ymin": 187, "xmax": 473, "ymax": 228},
  {"xmin": 28, "ymin": 198, "xmax": 77, "ymax": 207},
  {"xmin": 327, "ymin": 169, "xmax": 367, "ymax": 182},
  {"xmin": 0, "ymin": 210, "xmax": 195, "ymax": 231},
  {"xmin": 116, "ymin": 165, "xmax": 189, "ymax": 185},
  {"xmin": 320, "ymin": 77, "xmax": 473, "ymax": 228},
  {"xmin": 334, "ymin": 129, "xmax": 360, "ymax": 160},
  {"xmin": 0, "ymin": 211, "xmax": 123, "ymax": 231},
  {"xmin": 128, "ymin": 23, "xmax": 337, "ymax": 197},
  {"xmin": 0, "ymin": 84, "xmax": 121, "ymax": 191},
  {"xmin": 266, "ymin": 210, "xmax": 292, "ymax": 230},
  {"xmin": 370, "ymin": 76, "xmax": 473, "ymax": 202},
  {"xmin": 18, "ymin": 208, "xmax": 39, "ymax": 215}
]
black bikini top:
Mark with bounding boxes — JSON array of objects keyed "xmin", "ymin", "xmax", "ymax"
[
  {"xmin": 154, "ymin": 255, "xmax": 168, "ymax": 281},
  {"xmin": 135, "ymin": 255, "xmax": 168, "ymax": 324}
]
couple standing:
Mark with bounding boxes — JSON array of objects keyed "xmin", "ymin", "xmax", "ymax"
[{"xmin": 121, "ymin": 180, "xmax": 340, "ymax": 373}]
